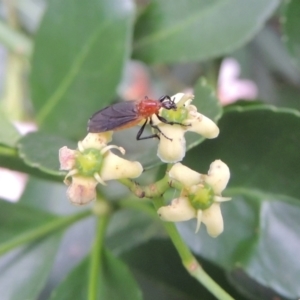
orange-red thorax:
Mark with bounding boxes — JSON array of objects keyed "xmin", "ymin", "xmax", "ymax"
[{"xmin": 136, "ymin": 99, "xmax": 162, "ymax": 118}]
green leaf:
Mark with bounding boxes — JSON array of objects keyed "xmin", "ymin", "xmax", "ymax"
[
  {"xmin": 106, "ymin": 208, "xmax": 163, "ymax": 255},
  {"xmin": 186, "ymin": 105, "xmax": 300, "ymax": 197},
  {"xmin": 179, "ymin": 106, "xmax": 300, "ymax": 298},
  {"xmin": 122, "ymin": 239, "xmax": 244, "ymax": 300},
  {"xmin": 30, "ymin": 0, "xmax": 135, "ymax": 139},
  {"xmin": 178, "ymin": 191, "xmax": 300, "ymax": 299},
  {"xmin": 0, "ymin": 200, "xmax": 58, "ymax": 252},
  {"xmin": 133, "ymin": 0, "xmax": 280, "ymax": 63},
  {"xmin": 50, "ymin": 250, "xmax": 142, "ymax": 300},
  {"xmin": 0, "ymin": 111, "xmax": 21, "ymax": 147},
  {"xmin": 0, "ymin": 233, "xmax": 61, "ymax": 300},
  {"xmin": 18, "ymin": 131, "xmax": 76, "ymax": 177},
  {"xmin": 282, "ymin": 0, "xmax": 300, "ymax": 68},
  {"xmin": 0, "ymin": 199, "xmax": 90, "ymax": 255},
  {"xmin": 253, "ymin": 27, "xmax": 300, "ymax": 86}
]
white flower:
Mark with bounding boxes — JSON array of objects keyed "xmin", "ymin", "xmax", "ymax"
[
  {"xmin": 157, "ymin": 160, "xmax": 231, "ymax": 237},
  {"xmin": 156, "ymin": 93, "xmax": 219, "ymax": 163},
  {"xmin": 59, "ymin": 133, "xmax": 143, "ymax": 205}
]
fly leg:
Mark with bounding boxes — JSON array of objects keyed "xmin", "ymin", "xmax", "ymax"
[
  {"xmin": 149, "ymin": 117, "xmax": 172, "ymax": 141},
  {"xmin": 136, "ymin": 119, "xmax": 160, "ymax": 140}
]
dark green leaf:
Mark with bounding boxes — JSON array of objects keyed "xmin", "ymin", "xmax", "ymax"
[
  {"xmin": 0, "ymin": 200, "xmax": 57, "ymax": 250},
  {"xmin": 282, "ymin": 0, "xmax": 300, "ymax": 68},
  {"xmin": 0, "ymin": 233, "xmax": 61, "ymax": 300},
  {"xmin": 179, "ymin": 106, "xmax": 300, "ymax": 298},
  {"xmin": 106, "ymin": 208, "xmax": 163, "ymax": 255},
  {"xmin": 178, "ymin": 192, "xmax": 300, "ymax": 299},
  {"xmin": 31, "ymin": 0, "xmax": 135, "ymax": 139},
  {"xmin": 133, "ymin": 0, "xmax": 280, "ymax": 63},
  {"xmin": 186, "ymin": 105, "xmax": 300, "ymax": 197},
  {"xmin": 0, "ymin": 111, "xmax": 21, "ymax": 147},
  {"xmin": 18, "ymin": 131, "xmax": 76, "ymax": 176},
  {"xmin": 253, "ymin": 27, "xmax": 300, "ymax": 86},
  {"xmin": 0, "ymin": 200, "xmax": 89, "ymax": 255},
  {"xmin": 50, "ymin": 250, "xmax": 142, "ymax": 300},
  {"xmin": 122, "ymin": 239, "xmax": 244, "ymax": 300}
]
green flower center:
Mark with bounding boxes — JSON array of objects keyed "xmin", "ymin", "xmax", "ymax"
[
  {"xmin": 75, "ymin": 148, "xmax": 104, "ymax": 176},
  {"xmin": 161, "ymin": 106, "xmax": 189, "ymax": 123},
  {"xmin": 188, "ymin": 183, "xmax": 214, "ymax": 210}
]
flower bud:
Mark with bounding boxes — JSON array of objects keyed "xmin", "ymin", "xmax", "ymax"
[
  {"xmin": 80, "ymin": 132, "xmax": 113, "ymax": 150},
  {"xmin": 67, "ymin": 176, "xmax": 97, "ymax": 205},
  {"xmin": 188, "ymin": 112, "xmax": 219, "ymax": 139},
  {"xmin": 202, "ymin": 203, "xmax": 224, "ymax": 237},
  {"xmin": 157, "ymin": 124, "xmax": 186, "ymax": 163},
  {"xmin": 169, "ymin": 163, "xmax": 202, "ymax": 187},
  {"xmin": 157, "ymin": 197, "xmax": 196, "ymax": 222},
  {"xmin": 59, "ymin": 146, "xmax": 76, "ymax": 170},
  {"xmin": 100, "ymin": 151, "xmax": 143, "ymax": 181},
  {"xmin": 205, "ymin": 160, "xmax": 230, "ymax": 195}
]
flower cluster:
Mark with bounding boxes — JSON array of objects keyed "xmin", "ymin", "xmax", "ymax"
[
  {"xmin": 153, "ymin": 93, "xmax": 219, "ymax": 163},
  {"xmin": 158, "ymin": 160, "xmax": 231, "ymax": 237},
  {"xmin": 58, "ymin": 92, "xmax": 231, "ymax": 238},
  {"xmin": 59, "ymin": 132, "xmax": 143, "ymax": 205}
]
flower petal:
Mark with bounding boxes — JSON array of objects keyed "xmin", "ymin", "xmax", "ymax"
[
  {"xmin": 187, "ymin": 112, "xmax": 219, "ymax": 139},
  {"xmin": 157, "ymin": 124, "xmax": 186, "ymax": 163},
  {"xmin": 100, "ymin": 151, "xmax": 143, "ymax": 181},
  {"xmin": 205, "ymin": 160, "xmax": 230, "ymax": 195},
  {"xmin": 157, "ymin": 197, "xmax": 196, "ymax": 222},
  {"xmin": 79, "ymin": 132, "xmax": 113, "ymax": 151},
  {"xmin": 202, "ymin": 203, "xmax": 224, "ymax": 237},
  {"xmin": 169, "ymin": 163, "xmax": 202, "ymax": 187},
  {"xmin": 67, "ymin": 176, "xmax": 97, "ymax": 206},
  {"xmin": 59, "ymin": 146, "xmax": 76, "ymax": 170}
]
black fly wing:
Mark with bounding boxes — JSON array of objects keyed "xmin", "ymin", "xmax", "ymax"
[{"xmin": 87, "ymin": 101, "xmax": 139, "ymax": 132}]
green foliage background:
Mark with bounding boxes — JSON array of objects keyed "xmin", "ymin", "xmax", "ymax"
[{"xmin": 0, "ymin": 0, "xmax": 299, "ymax": 299}]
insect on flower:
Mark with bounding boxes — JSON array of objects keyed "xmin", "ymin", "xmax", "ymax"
[{"xmin": 88, "ymin": 95, "xmax": 184, "ymax": 141}]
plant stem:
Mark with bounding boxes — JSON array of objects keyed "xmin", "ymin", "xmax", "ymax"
[
  {"xmin": 0, "ymin": 145, "xmax": 18, "ymax": 157},
  {"xmin": 0, "ymin": 20, "xmax": 32, "ymax": 57},
  {"xmin": 88, "ymin": 213, "xmax": 110, "ymax": 300},
  {"xmin": 118, "ymin": 166, "xmax": 181, "ymax": 199},
  {"xmin": 0, "ymin": 210, "xmax": 92, "ymax": 255},
  {"xmin": 153, "ymin": 197, "xmax": 234, "ymax": 300}
]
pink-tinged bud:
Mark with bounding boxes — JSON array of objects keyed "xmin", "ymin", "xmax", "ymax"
[
  {"xmin": 67, "ymin": 176, "xmax": 98, "ymax": 205},
  {"xmin": 59, "ymin": 133, "xmax": 143, "ymax": 206},
  {"xmin": 59, "ymin": 146, "xmax": 76, "ymax": 170}
]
